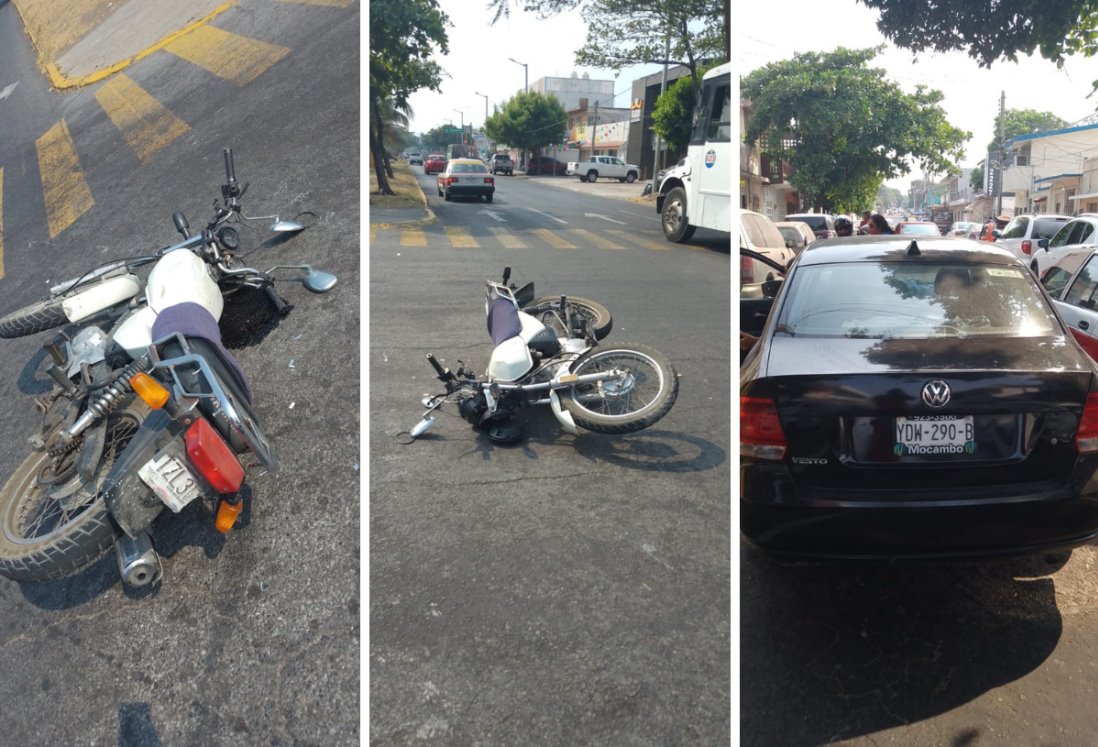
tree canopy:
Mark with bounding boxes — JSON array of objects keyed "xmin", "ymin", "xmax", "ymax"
[
  {"xmin": 369, "ymin": 0, "xmax": 449, "ymax": 193},
  {"xmin": 987, "ymin": 109, "xmax": 1070, "ymax": 153},
  {"xmin": 858, "ymin": 0, "xmax": 1098, "ymax": 70},
  {"xmin": 486, "ymin": 0, "xmax": 728, "ymax": 95},
  {"xmin": 742, "ymin": 47, "xmax": 970, "ymax": 213},
  {"xmin": 651, "ymin": 62, "xmax": 718, "ymax": 157},
  {"xmin": 483, "ymin": 92, "xmax": 568, "ymax": 154}
]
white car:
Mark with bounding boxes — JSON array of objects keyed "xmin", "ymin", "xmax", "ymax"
[
  {"xmin": 995, "ymin": 213, "xmax": 1071, "ymax": 268},
  {"xmin": 1031, "ymin": 215, "xmax": 1098, "ymax": 277},
  {"xmin": 1040, "ymin": 245, "xmax": 1098, "ymax": 362},
  {"xmin": 740, "ymin": 210, "xmax": 795, "ymax": 289},
  {"xmin": 773, "ymin": 221, "xmax": 817, "ymax": 255}
]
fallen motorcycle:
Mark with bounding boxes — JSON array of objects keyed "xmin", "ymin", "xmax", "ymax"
[
  {"xmin": 408, "ymin": 267, "xmax": 679, "ymax": 444},
  {"xmin": 0, "ymin": 149, "xmax": 337, "ymax": 587}
]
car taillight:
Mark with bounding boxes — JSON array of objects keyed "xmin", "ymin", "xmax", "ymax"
[
  {"xmin": 741, "ymin": 396, "xmax": 787, "ymax": 460},
  {"xmin": 1076, "ymin": 392, "xmax": 1098, "ymax": 453},
  {"xmin": 1022, "ymin": 239, "xmax": 1031, "ymax": 255},
  {"xmin": 740, "ymin": 255, "xmax": 754, "ymax": 284},
  {"xmin": 185, "ymin": 417, "xmax": 245, "ymax": 493},
  {"xmin": 486, "ymin": 176, "xmax": 494, "ymax": 184}
]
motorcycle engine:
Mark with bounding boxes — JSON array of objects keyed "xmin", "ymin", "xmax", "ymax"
[{"xmin": 65, "ymin": 326, "xmax": 109, "ymax": 378}]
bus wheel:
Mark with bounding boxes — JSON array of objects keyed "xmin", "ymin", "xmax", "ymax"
[{"xmin": 661, "ymin": 187, "xmax": 695, "ymax": 243}]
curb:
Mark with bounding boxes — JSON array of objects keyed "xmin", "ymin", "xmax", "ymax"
[{"xmin": 12, "ymin": 0, "xmax": 236, "ymax": 90}]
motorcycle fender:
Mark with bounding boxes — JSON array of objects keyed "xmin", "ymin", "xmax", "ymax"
[
  {"xmin": 112, "ymin": 305, "xmax": 158, "ymax": 358},
  {"xmin": 61, "ymin": 275, "xmax": 141, "ymax": 322},
  {"xmin": 102, "ymin": 409, "xmax": 190, "ymax": 537},
  {"xmin": 550, "ymin": 390, "xmax": 579, "ymax": 435}
]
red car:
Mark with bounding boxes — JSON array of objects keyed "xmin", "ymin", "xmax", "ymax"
[
  {"xmin": 424, "ymin": 154, "xmax": 447, "ymax": 175},
  {"xmin": 526, "ymin": 157, "xmax": 568, "ymax": 175}
]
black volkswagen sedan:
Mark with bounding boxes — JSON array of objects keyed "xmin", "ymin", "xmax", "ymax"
[{"xmin": 741, "ymin": 235, "xmax": 1098, "ymax": 560}]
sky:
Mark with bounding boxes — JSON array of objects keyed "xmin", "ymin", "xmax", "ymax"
[
  {"xmin": 738, "ymin": 0, "xmax": 1098, "ymax": 190},
  {"xmin": 404, "ymin": 0, "xmax": 667, "ymax": 136}
]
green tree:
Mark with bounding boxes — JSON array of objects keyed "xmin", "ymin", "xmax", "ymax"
[
  {"xmin": 487, "ymin": 0, "xmax": 729, "ymax": 95},
  {"xmin": 483, "ymin": 92, "xmax": 568, "ymax": 156},
  {"xmin": 970, "ymin": 164, "xmax": 984, "ymax": 192},
  {"xmin": 742, "ymin": 47, "xmax": 970, "ymax": 213},
  {"xmin": 858, "ymin": 0, "xmax": 1098, "ymax": 70},
  {"xmin": 651, "ymin": 62, "xmax": 718, "ymax": 158},
  {"xmin": 986, "ymin": 109, "xmax": 1069, "ymax": 152},
  {"xmin": 369, "ymin": 0, "xmax": 449, "ymax": 194}
]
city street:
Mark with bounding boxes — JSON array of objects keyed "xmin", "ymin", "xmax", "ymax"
[
  {"xmin": 0, "ymin": 1, "xmax": 359, "ymax": 744},
  {"xmin": 369, "ymin": 165, "xmax": 732, "ymax": 743}
]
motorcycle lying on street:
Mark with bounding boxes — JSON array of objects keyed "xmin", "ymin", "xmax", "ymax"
[
  {"xmin": 0, "ymin": 148, "xmax": 337, "ymax": 588},
  {"xmin": 408, "ymin": 267, "xmax": 679, "ymax": 444}
]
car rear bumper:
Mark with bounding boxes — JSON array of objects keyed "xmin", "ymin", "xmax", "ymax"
[
  {"xmin": 741, "ymin": 467, "xmax": 1098, "ymax": 560},
  {"xmin": 445, "ymin": 186, "xmax": 493, "ymax": 197}
]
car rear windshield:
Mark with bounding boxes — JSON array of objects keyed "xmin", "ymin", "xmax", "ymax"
[
  {"xmin": 453, "ymin": 163, "xmax": 487, "ymax": 173},
  {"xmin": 775, "ymin": 261, "xmax": 1057, "ymax": 339},
  {"xmin": 789, "ymin": 216, "xmax": 827, "ymax": 230},
  {"xmin": 1034, "ymin": 217, "xmax": 1071, "ymax": 238}
]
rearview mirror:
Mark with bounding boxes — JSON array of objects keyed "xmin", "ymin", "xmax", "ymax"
[
  {"xmin": 303, "ymin": 269, "xmax": 338, "ymax": 293},
  {"xmin": 761, "ymin": 279, "xmax": 783, "ymax": 298},
  {"xmin": 271, "ymin": 218, "xmax": 306, "ymax": 233},
  {"xmin": 1038, "ymin": 238, "xmax": 1050, "ymax": 251}
]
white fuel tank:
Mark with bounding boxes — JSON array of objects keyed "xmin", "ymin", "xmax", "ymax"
[
  {"xmin": 146, "ymin": 249, "xmax": 224, "ymax": 319},
  {"xmin": 488, "ymin": 336, "xmax": 534, "ymax": 382}
]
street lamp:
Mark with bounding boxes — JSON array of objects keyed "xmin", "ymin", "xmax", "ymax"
[
  {"xmin": 474, "ymin": 91, "xmax": 489, "ymax": 155},
  {"xmin": 453, "ymin": 108, "xmax": 464, "ymax": 146},
  {"xmin": 508, "ymin": 57, "xmax": 529, "ymax": 170}
]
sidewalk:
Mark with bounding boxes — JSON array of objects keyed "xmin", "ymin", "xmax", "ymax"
[
  {"xmin": 13, "ymin": 0, "xmax": 231, "ymax": 88},
  {"xmin": 368, "ymin": 158, "xmax": 433, "ymax": 226}
]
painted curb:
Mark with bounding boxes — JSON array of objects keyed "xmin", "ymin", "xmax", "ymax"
[{"xmin": 12, "ymin": 0, "xmax": 236, "ymax": 90}]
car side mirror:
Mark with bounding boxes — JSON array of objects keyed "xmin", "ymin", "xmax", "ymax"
[
  {"xmin": 1038, "ymin": 238, "xmax": 1050, "ymax": 250},
  {"xmin": 785, "ymin": 239, "xmax": 796, "ymax": 250},
  {"xmin": 761, "ymin": 279, "xmax": 783, "ymax": 298},
  {"xmin": 992, "ymin": 229, "xmax": 1002, "ymax": 239}
]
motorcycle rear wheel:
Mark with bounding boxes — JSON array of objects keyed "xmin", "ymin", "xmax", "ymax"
[
  {"xmin": 523, "ymin": 296, "xmax": 612, "ymax": 341},
  {"xmin": 0, "ymin": 297, "xmax": 68, "ymax": 339},
  {"xmin": 0, "ymin": 400, "xmax": 147, "ymax": 582},
  {"xmin": 560, "ymin": 343, "xmax": 678, "ymax": 434}
]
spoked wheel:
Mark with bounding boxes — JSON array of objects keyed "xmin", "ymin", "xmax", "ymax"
[
  {"xmin": 523, "ymin": 296, "xmax": 612, "ymax": 341},
  {"xmin": 559, "ymin": 343, "xmax": 678, "ymax": 434},
  {"xmin": 0, "ymin": 400, "xmax": 148, "ymax": 582},
  {"xmin": 0, "ymin": 297, "xmax": 68, "ymax": 339}
]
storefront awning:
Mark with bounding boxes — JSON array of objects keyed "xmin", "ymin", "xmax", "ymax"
[{"xmin": 1069, "ymin": 191, "xmax": 1098, "ymax": 201}]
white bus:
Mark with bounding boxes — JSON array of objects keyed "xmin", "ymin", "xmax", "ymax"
[{"xmin": 656, "ymin": 61, "xmax": 732, "ymax": 243}]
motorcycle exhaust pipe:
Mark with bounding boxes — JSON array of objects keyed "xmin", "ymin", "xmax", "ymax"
[{"xmin": 115, "ymin": 531, "xmax": 162, "ymax": 587}]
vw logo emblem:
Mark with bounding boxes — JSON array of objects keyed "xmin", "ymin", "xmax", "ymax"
[{"xmin": 922, "ymin": 380, "xmax": 951, "ymax": 408}]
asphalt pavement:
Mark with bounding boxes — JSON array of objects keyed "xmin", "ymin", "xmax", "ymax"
[{"xmin": 0, "ymin": 2, "xmax": 359, "ymax": 744}]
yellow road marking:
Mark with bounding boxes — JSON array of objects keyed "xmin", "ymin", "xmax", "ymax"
[
  {"xmin": 36, "ymin": 119, "xmax": 94, "ymax": 239},
  {"xmin": 566, "ymin": 228, "xmax": 625, "ymax": 250},
  {"xmin": 530, "ymin": 228, "xmax": 577, "ymax": 250},
  {"xmin": 369, "ymin": 225, "xmax": 377, "ymax": 244},
  {"xmin": 445, "ymin": 227, "xmax": 478, "ymax": 248},
  {"xmin": 0, "ymin": 166, "xmax": 5, "ymax": 279},
  {"xmin": 607, "ymin": 229, "xmax": 670, "ymax": 251},
  {"xmin": 488, "ymin": 226, "xmax": 527, "ymax": 249},
  {"xmin": 165, "ymin": 25, "xmax": 290, "ymax": 86},
  {"xmin": 94, "ymin": 75, "xmax": 190, "ymax": 162},
  {"xmin": 400, "ymin": 227, "xmax": 426, "ymax": 247}
]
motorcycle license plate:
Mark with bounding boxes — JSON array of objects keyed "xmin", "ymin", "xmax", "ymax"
[{"xmin": 138, "ymin": 453, "xmax": 201, "ymax": 513}]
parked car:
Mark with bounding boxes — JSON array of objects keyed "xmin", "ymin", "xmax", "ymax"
[
  {"xmin": 773, "ymin": 221, "xmax": 817, "ymax": 254},
  {"xmin": 994, "ymin": 213, "xmax": 1071, "ymax": 267},
  {"xmin": 740, "ymin": 210, "xmax": 796, "ymax": 279},
  {"xmin": 895, "ymin": 221, "xmax": 942, "ymax": 236},
  {"xmin": 424, "ymin": 154, "xmax": 447, "ymax": 175},
  {"xmin": 784, "ymin": 213, "xmax": 836, "ymax": 240},
  {"xmin": 740, "ymin": 247, "xmax": 785, "ymax": 365},
  {"xmin": 1042, "ymin": 245, "xmax": 1098, "ymax": 362},
  {"xmin": 407, "ymin": 152, "xmax": 423, "ymax": 166},
  {"xmin": 1031, "ymin": 215, "xmax": 1098, "ymax": 277},
  {"xmin": 525, "ymin": 157, "xmax": 568, "ymax": 176},
  {"xmin": 948, "ymin": 221, "xmax": 982, "ymax": 239},
  {"xmin": 490, "ymin": 153, "xmax": 514, "ymax": 176},
  {"xmin": 741, "ymin": 234, "xmax": 1098, "ymax": 560},
  {"xmin": 436, "ymin": 158, "xmax": 495, "ymax": 202}
]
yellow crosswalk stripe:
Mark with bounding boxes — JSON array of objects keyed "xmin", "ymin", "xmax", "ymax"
[
  {"xmin": 566, "ymin": 228, "xmax": 625, "ymax": 250},
  {"xmin": 37, "ymin": 119, "xmax": 94, "ymax": 239},
  {"xmin": 607, "ymin": 229, "xmax": 671, "ymax": 251},
  {"xmin": 445, "ymin": 227, "xmax": 478, "ymax": 248},
  {"xmin": 400, "ymin": 227, "xmax": 426, "ymax": 247},
  {"xmin": 488, "ymin": 226, "xmax": 527, "ymax": 249},
  {"xmin": 530, "ymin": 228, "xmax": 577, "ymax": 250},
  {"xmin": 94, "ymin": 74, "xmax": 190, "ymax": 162},
  {"xmin": 0, "ymin": 166, "xmax": 5, "ymax": 279},
  {"xmin": 165, "ymin": 26, "xmax": 290, "ymax": 86},
  {"xmin": 369, "ymin": 225, "xmax": 377, "ymax": 244}
]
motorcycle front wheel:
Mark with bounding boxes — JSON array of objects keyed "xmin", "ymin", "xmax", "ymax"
[
  {"xmin": 523, "ymin": 296, "xmax": 612, "ymax": 341},
  {"xmin": 0, "ymin": 297, "xmax": 68, "ymax": 339},
  {"xmin": 0, "ymin": 399, "xmax": 147, "ymax": 582},
  {"xmin": 560, "ymin": 343, "xmax": 679, "ymax": 434}
]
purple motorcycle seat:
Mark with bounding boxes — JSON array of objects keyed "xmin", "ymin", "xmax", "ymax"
[{"xmin": 151, "ymin": 302, "xmax": 253, "ymax": 403}]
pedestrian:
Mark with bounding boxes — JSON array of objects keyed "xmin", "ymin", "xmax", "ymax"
[
  {"xmin": 867, "ymin": 214, "xmax": 893, "ymax": 235},
  {"xmin": 858, "ymin": 211, "xmax": 872, "ymax": 235}
]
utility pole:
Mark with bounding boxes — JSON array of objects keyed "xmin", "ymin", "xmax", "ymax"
[
  {"xmin": 995, "ymin": 90, "xmax": 1006, "ymax": 219},
  {"xmin": 592, "ymin": 100, "xmax": 599, "ymax": 155},
  {"xmin": 508, "ymin": 57, "xmax": 529, "ymax": 171},
  {"xmin": 650, "ymin": 32, "xmax": 671, "ymax": 192},
  {"xmin": 475, "ymin": 91, "xmax": 489, "ymax": 155}
]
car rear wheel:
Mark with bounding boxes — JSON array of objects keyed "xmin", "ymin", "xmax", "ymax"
[
  {"xmin": 661, "ymin": 187, "xmax": 695, "ymax": 243},
  {"xmin": 626, "ymin": 172, "xmax": 637, "ymax": 183},
  {"xmin": 586, "ymin": 170, "xmax": 599, "ymax": 183},
  {"xmin": 485, "ymin": 193, "xmax": 493, "ymax": 203}
]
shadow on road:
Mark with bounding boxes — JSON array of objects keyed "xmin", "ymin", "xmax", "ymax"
[{"xmin": 740, "ymin": 546, "xmax": 1066, "ymax": 745}]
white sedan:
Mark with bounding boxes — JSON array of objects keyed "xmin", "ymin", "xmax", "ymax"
[{"xmin": 436, "ymin": 158, "xmax": 495, "ymax": 203}]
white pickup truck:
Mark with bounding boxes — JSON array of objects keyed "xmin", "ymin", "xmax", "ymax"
[{"xmin": 566, "ymin": 155, "xmax": 640, "ymax": 183}]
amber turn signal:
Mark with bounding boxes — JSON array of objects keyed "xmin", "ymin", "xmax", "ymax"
[
  {"xmin": 215, "ymin": 497, "xmax": 243, "ymax": 533},
  {"xmin": 130, "ymin": 372, "xmax": 171, "ymax": 409}
]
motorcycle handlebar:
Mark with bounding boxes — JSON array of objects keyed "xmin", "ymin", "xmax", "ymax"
[
  {"xmin": 223, "ymin": 148, "xmax": 236, "ymax": 185},
  {"xmin": 264, "ymin": 285, "xmax": 293, "ymax": 317}
]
